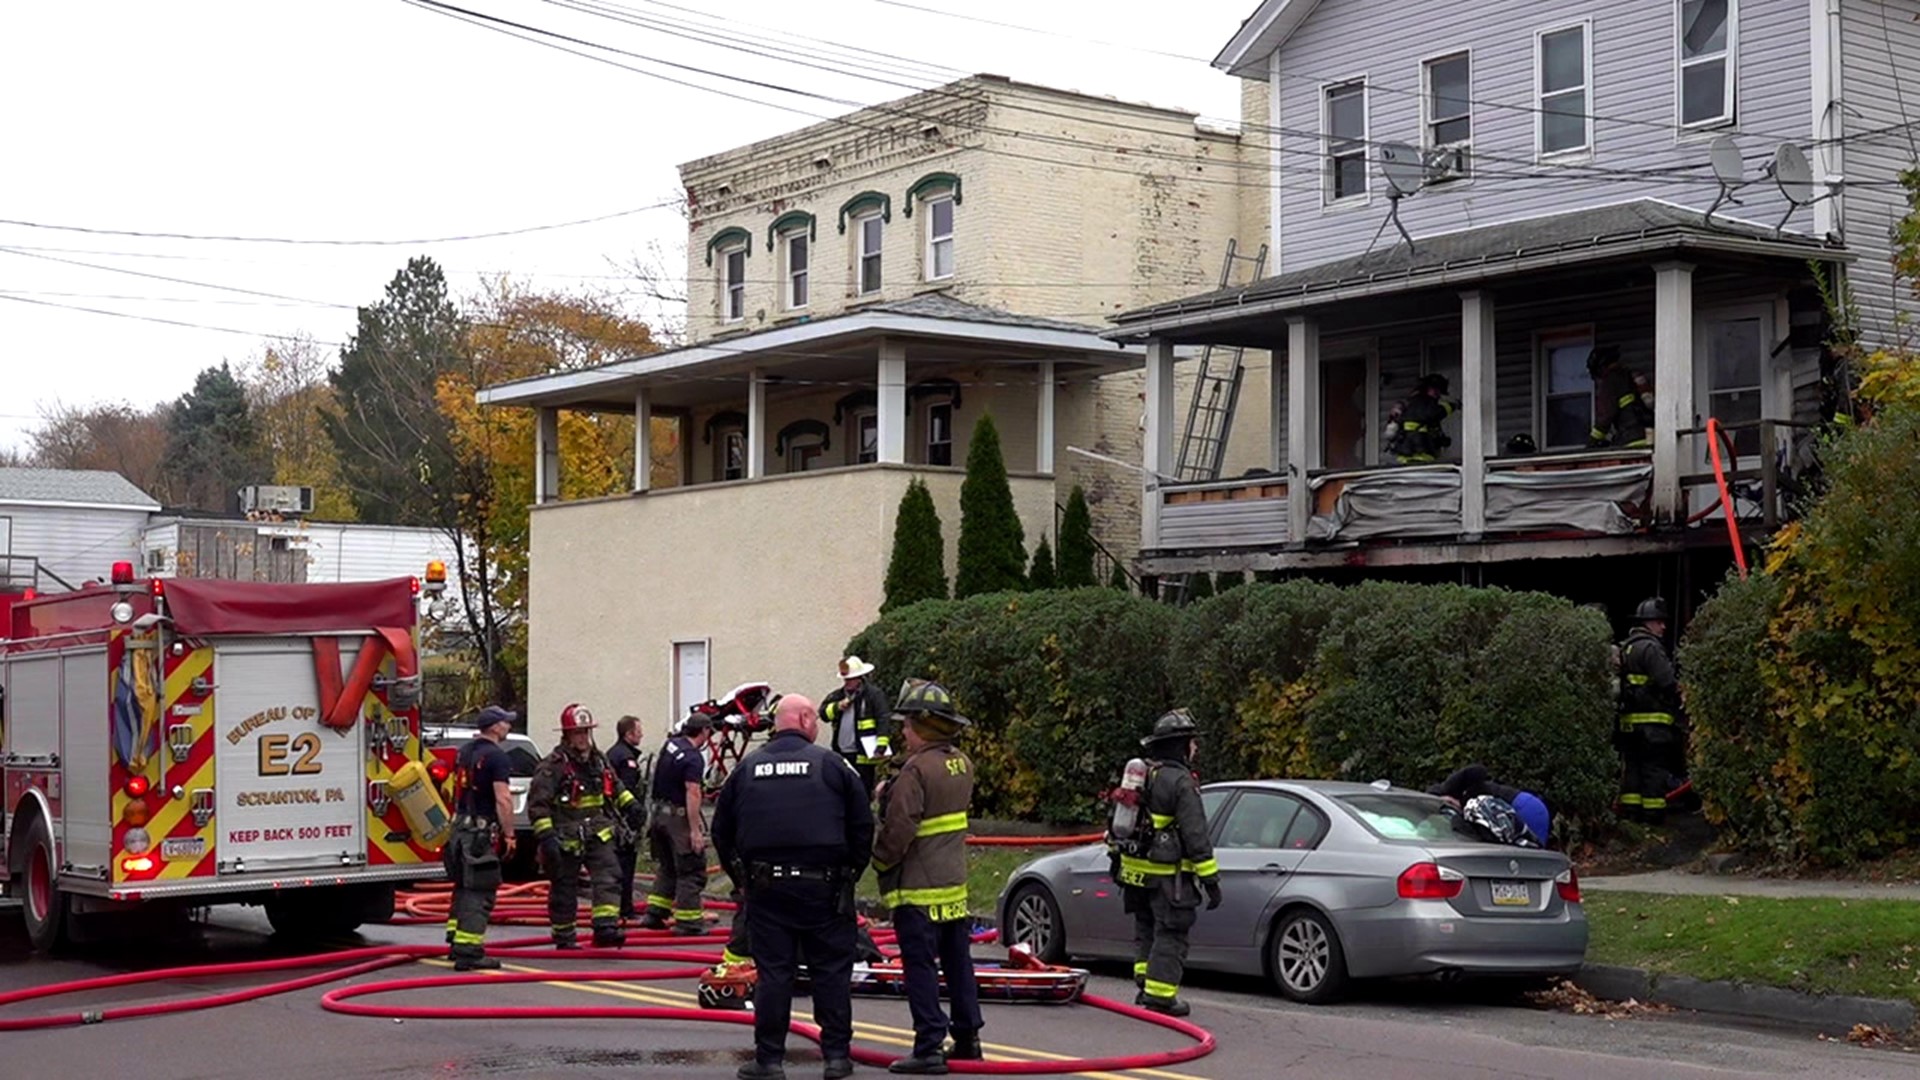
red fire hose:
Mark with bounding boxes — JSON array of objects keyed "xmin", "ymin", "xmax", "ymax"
[{"xmin": 0, "ymin": 876, "xmax": 1215, "ymax": 1074}]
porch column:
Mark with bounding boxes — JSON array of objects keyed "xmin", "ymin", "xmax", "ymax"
[
  {"xmin": 1141, "ymin": 338, "xmax": 1176, "ymax": 550},
  {"xmin": 535, "ymin": 406, "xmax": 559, "ymax": 504},
  {"xmin": 632, "ymin": 387, "xmax": 652, "ymax": 493},
  {"xmin": 746, "ymin": 368, "xmax": 767, "ymax": 479},
  {"xmin": 877, "ymin": 338, "xmax": 907, "ymax": 465},
  {"xmin": 1035, "ymin": 360, "xmax": 1056, "ymax": 474},
  {"xmin": 1460, "ymin": 290, "xmax": 1496, "ymax": 535},
  {"xmin": 1286, "ymin": 316, "xmax": 1320, "ymax": 544},
  {"xmin": 1652, "ymin": 262, "xmax": 1695, "ymax": 522}
]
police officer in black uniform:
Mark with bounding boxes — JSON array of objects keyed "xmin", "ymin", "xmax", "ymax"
[
  {"xmin": 711, "ymin": 693, "xmax": 873, "ymax": 1080},
  {"xmin": 446, "ymin": 706, "xmax": 518, "ymax": 971},
  {"xmin": 607, "ymin": 714, "xmax": 648, "ymax": 921}
]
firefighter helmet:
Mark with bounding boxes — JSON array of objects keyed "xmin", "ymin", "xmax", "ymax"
[
  {"xmin": 1140, "ymin": 708, "xmax": 1200, "ymax": 748},
  {"xmin": 1634, "ymin": 597, "xmax": 1669, "ymax": 622},
  {"xmin": 1416, "ymin": 373, "xmax": 1450, "ymax": 395},
  {"xmin": 697, "ymin": 962, "xmax": 757, "ymax": 1010},
  {"xmin": 1585, "ymin": 344, "xmax": 1620, "ymax": 378},
  {"xmin": 557, "ymin": 703, "xmax": 596, "ymax": 732},
  {"xmin": 838, "ymin": 655, "xmax": 876, "ymax": 680},
  {"xmin": 892, "ymin": 679, "xmax": 969, "ymax": 730}
]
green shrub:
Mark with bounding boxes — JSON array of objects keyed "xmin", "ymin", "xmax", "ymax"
[
  {"xmin": 881, "ymin": 478, "xmax": 948, "ymax": 613},
  {"xmin": 1677, "ymin": 571, "xmax": 1791, "ymax": 856},
  {"xmin": 954, "ymin": 414, "xmax": 1027, "ymax": 598},
  {"xmin": 1056, "ymin": 486, "xmax": 1098, "ymax": 588},
  {"xmin": 1028, "ymin": 535, "xmax": 1057, "ymax": 590}
]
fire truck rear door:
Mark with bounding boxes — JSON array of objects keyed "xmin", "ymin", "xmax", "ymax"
[{"xmin": 211, "ymin": 637, "xmax": 366, "ymax": 874}]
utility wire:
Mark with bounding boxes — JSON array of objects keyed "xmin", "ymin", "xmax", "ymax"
[{"xmin": 0, "ymin": 198, "xmax": 681, "ymax": 247}]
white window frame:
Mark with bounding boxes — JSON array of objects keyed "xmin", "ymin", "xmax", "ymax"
[
  {"xmin": 1675, "ymin": 0, "xmax": 1737, "ymax": 129},
  {"xmin": 787, "ymin": 433, "xmax": 827, "ymax": 473},
  {"xmin": 782, "ymin": 230, "xmax": 810, "ymax": 310},
  {"xmin": 851, "ymin": 408, "xmax": 879, "ymax": 465},
  {"xmin": 854, "ymin": 212, "xmax": 883, "ymax": 296},
  {"xmin": 925, "ymin": 400, "xmax": 954, "ymax": 467},
  {"xmin": 1420, "ymin": 49, "xmax": 1474, "ymax": 181},
  {"xmin": 717, "ymin": 427, "xmax": 747, "ymax": 482},
  {"xmin": 720, "ymin": 243, "xmax": 748, "ymax": 323},
  {"xmin": 1534, "ymin": 325, "xmax": 1598, "ymax": 450},
  {"xmin": 923, "ymin": 194, "xmax": 954, "ymax": 281},
  {"xmin": 1321, "ymin": 77, "xmax": 1370, "ymax": 206},
  {"xmin": 1534, "ymin": 21, "xmax": 1594, "ymax": 159}
]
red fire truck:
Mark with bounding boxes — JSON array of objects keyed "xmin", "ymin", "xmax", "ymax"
[{"xmin": 0, "ymin": 561, "xmax": 450, "ymax": 949}]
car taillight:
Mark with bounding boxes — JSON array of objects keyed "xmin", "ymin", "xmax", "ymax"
[
  {"xmin": 1556, "ymin": 868, "xmax": 1581, "ymax": 903},
  {"xmin": 1397, "ymin": 862, "xmax": 1465, "ymax": 900}
]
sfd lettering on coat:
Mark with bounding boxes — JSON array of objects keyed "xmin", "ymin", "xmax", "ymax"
[{"xmin": 753, "ymin": 761, "xmax": 811, "ymax": 778}]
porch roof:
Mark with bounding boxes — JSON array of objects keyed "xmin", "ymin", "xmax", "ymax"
[
  {"xmin": 1105, "ymin": 200, "xmax": 1851, "ymax": 343},
  {"xmin": 477, "ymin": 295, "xmax": 1141, "ymax": 411}
]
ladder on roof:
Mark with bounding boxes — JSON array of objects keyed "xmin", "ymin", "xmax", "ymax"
[{"xmin": 1159, "ymin": 239, "xmax": 1269, "ymax": 608}]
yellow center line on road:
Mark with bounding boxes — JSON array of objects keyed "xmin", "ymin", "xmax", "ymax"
[{"xmin": 476, "ymin": 960, "xmax": 1212, "ymax": 1080}]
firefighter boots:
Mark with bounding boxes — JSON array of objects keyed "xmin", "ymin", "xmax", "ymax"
[{"xmin": 453, "ymin": 955, "xmax": 502, "ymax": 972}]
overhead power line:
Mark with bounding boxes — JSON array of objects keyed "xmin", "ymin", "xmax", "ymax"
[{"xmin": 0, "ymin": 198, "xmax": 682, "ymax": 247}]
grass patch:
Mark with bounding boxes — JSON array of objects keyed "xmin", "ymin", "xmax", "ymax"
[{"xmin": 1588, "ymin": 891, "xmax": 1920, "ymax": 1003}]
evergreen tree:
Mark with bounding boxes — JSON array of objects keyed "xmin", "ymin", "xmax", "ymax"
[
  {"xmin": 1028, "ymin": 535, "xmax": 1058, "ymax": 590},
  {"xmin": 882, "ymin": 478, "xmax": 948, "ymax": 612},
  {"xmin": 164, "ymin": 363, "xmax": 268, "ymax": 513},
  {"xmin": 1056, "ymin": 485, "xmax": 1097, "ymax": 587},
  {"xmin": 323, "ymin": 257, "xmax": 467, "ymax": 525},
  {"xmin": 954, "ymin": 413, "xmax": 1027, "ymax": 597},
  {"xmin": 1109, "ymin": 563, "xmax": 1130, "ymax": 591}
]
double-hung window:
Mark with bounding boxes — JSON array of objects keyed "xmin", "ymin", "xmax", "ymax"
[
  {"xmin": 1423, "ymin": 52, "xmax": 1472, "ymax": 179},
  {"xmin": 856, "ymin": 214, "xmax": 883, "ymax": 296},
  {"xmin": 1537, "ymin": 24, "xmax": 1591, "ymax": 155},
  {"xmin": 926, "ymin": 402, "xmax": 953, "ymax": 467},
  {"xmin": 1539, "ymin": 330, "xmax": 1596, "ymax": 449},
  {"xmin": 1324, "ymin": 81, "xmax": 1368, "ymax": 203},
  {"xmin": 721, "ymin": 245, "xmax": 747, "ymax": 323},
  {"xmin": 924, "ymin": 196, "xmax": 954, "ymax": 280},
  {"xmin": 1678, "ymin": 0, "xmax": 1735, "ymax": 127},
  {"xmin": 784, "ymin": 232, "xmax": 809, "ymax": 309}
]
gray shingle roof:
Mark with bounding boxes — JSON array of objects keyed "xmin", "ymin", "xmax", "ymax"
[
  {"xmin": 1112, "ymin": 199, "xmax": 1845, "ymax": 329},
  {"xmin": 0, "ymin": 468, "xmax": 160, "ymax": 509},
  {"xmin": 868, "ymin": 294, "xmax": 1106, "ymax": 335}
]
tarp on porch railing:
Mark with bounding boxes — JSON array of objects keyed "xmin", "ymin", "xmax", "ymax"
[
  {"xmin": 1307, "ymin": 468, "xmax": 1461, "ymax": 542},
  {"xmin": 1485, "ymin": 462, "xmax": 1650, "ymax": 535}
]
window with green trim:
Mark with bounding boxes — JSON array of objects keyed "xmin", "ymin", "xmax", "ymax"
[
  {"xmin": 720, "ymin": 242, "xmax": 748, "ymax": 322},
  {"xmin": 855, "ymin": 212, "xmax": 883, "ymax": 295},
  {"xmin": 924, "ymin": 195, "xmax": 954, "ymax": 280}
]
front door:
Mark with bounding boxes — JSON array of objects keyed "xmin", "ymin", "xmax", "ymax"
[
  {"xmin": 1692, "ymin": 304, "xmax": 1777, "ymax": 518},
  {"xmin": 1321, "ymin": 354, "xmax": 1373, "ymax": 469}
]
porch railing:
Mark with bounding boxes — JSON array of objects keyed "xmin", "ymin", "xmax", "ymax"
[{"xmin": 1677, "ymin": 418, "xmax": 1821, "ymax": 530}]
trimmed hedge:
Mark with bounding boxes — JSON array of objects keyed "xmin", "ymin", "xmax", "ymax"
[{"xmin": 851, "ymin": 581, "xmax": 1618, "ymax": 834}]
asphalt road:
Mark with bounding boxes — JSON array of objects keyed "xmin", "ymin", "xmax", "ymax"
[{"xmin": 1, "ymin": 904, "xmax": 1915, "ymax": 1080}]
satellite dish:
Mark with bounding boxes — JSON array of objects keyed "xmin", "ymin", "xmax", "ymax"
[
  {"xmin": 1379, "ymin": 142, "xmax": 1424, "ymax": 198},
  {"xmin": 1774, "ymin": 143, "xmax": 1814, "ymax": 205},
  {"xmin": 1709, "ymin": 136, "xmax": 1743, "ymax": 186}
]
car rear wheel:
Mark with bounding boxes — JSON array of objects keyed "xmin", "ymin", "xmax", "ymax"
[
  {"xmin": 1005, "ymin": 882, "xmax": 1065, "ymax": 964},
  {"xmin": 1270, "ymin": 907, "xmax": 1348, "ymax": 1004}
]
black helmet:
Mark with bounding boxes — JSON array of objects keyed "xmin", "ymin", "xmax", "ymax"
[
  {"xmin": 1417, "ymin": 373, "xmax": 1450, "ymax": 395},
  {"xmin": 1585, "ymin": 345, "xmax": 1620, "ymax": 378},
  {"xmin": 893, "ymin": 679, "xmax": 969, "ymax": 733},
  {"xmin": 1140, "ymin": 708, "xmax": 1200, "ymax": 748},
  {"xmin": 1635, "ymin": 596, "xmax": 1669, "ymax": 622}
]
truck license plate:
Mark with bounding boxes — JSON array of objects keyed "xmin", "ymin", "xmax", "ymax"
[{"xmin": 1491, "ymin": 880, "xmax": 1531, "ymax": 906}]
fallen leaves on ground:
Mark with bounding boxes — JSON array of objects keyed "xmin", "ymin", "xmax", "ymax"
[
  {"xmin": 1525, "ymin": 979, "xmax": 1674, "ymax": 1020},
  {"xmin": 1817, "ymin": 1023, "xmax": 1900, "ymax": 1048}
]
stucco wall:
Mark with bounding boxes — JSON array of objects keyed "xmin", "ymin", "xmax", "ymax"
[{"xmin": 525, "ymin": 464, "xmax": 1053, "ymax": 749}]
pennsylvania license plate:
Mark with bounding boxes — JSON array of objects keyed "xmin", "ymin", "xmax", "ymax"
[{"xmin": 1490, "ymin": 880, "xmax": 1531, "ymax": 906}]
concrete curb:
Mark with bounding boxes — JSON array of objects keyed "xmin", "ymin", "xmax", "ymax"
[{"xmin": 1573, "ymin": 963, "xmax": 1916, "ymax": 1034}]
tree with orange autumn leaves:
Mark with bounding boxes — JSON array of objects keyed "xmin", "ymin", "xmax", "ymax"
[{"xmin": 433, "ymin": 279, "xmax": 676, "ymax": 707}]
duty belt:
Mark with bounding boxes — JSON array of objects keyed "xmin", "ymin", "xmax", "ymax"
[
  {"xmin": 749, "ymin": 863, "xmax": 842, "ymax": 883},
  {"xmin": 650, "ymin": 801, "xmax": 690, "ymax": 817}
]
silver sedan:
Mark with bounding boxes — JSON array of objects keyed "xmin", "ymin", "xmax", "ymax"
[{"xmin": 995, "ymin": 780, "xmax": 1588, "ymax": 1003}]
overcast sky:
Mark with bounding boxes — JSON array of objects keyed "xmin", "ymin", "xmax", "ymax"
[{"xmin": 0, "ymin": 0, "xmax": 1257, "ymax": 453}]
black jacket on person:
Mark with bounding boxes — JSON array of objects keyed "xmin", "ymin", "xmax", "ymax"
[{"xmin": 711, "ymin": 729, "xmax": 874, "ymax": 877}]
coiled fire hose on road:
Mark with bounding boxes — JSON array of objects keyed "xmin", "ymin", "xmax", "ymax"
[{"xmin": 0, "ymin": 835, "xmax": 1215, "ymax": 1074}]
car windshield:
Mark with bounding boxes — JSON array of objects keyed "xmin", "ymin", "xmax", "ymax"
[{"xmin": 1335, "ymin": 792, "xmax": 1477, "ymax": 842}]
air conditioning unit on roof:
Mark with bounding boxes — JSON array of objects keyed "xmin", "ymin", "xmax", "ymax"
[{"xmin": 240, "ymin": 485, "xmax": 315, "ymax": 516}]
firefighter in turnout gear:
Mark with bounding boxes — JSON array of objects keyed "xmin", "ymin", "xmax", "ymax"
[
  {"xmin": 528, "ymin": 704, "xmax": 643, "ymax": 948},
  {"xmin": 1588, "ymin": 345, "xmax": 1656, "ymax": 448},
  {"xmin": 607, "ymin": 714, "xmax": 648, "ymax": 920},
  {"xmin": 1617, "ymin": 598, "xmax": 1682, "ymax": 824},
  {"xmin": 1384, "ymin": 373, "xmax": 1459, "ymax": 465},
  {"xmin": 444, "ymin": 706, "xmax": 518, "ymax": 971},
  {"xmin": 1110, "ymin": 709, "xmax": 1221, "ymax": 1018},
  {"xmin": 822, "ymin": 655, "xmax": 891, "ymax": 796},
  {"xmin": 642, "ymin": 709, "xmax": 714, "ymax": 935},
  {"xmin": 873, "ymin": 680, "xmax": 984, "ymax": 1074}
]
